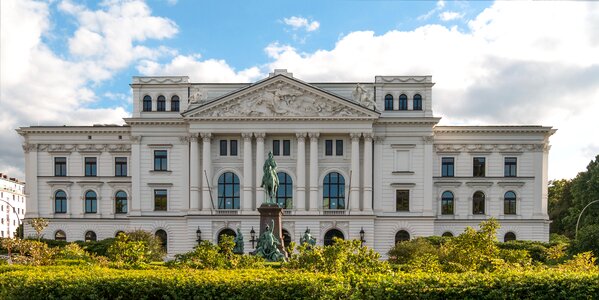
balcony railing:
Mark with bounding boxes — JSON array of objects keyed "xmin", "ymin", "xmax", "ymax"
[
  {"xmin": 322, "ymin": 209, "xmax": 346, "ymax": 216},
  {"xmin": 215, "ymin": 209, "xmax": 239, "ymax": 215}
]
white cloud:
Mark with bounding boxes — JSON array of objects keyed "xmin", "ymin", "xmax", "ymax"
[
  {"xmin": 418, "ymin": 0, "xmax": 446, "ymax": 21},
  {"xmin": 439, "ymin": 11, "xmax": 464, "ymax": 21},
  {"xmin": 283, "ymin": 16, "xmax": 320, "ymax": 32},
  {"xmin": 0, "ymin": 0, "xmax": 178, "ymax": 179}
]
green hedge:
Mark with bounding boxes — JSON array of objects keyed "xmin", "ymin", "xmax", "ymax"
[{"xmin": 0, "ymin": 266, "xmax": 597, "ymax": 299}]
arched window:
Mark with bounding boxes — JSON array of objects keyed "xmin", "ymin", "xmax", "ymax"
[
  {"xmin": 395, "ymin": 230, "xmax": 410, "ymax": 243},
  {"xmin": 171, "ymin": 95, "xmax": 180, "ymax": 112},
  {"xmin": 157, "ymin": 95, "xmax": 166, "ymax": 111},
  {"xmin": 323, "ymin": 172, "xmax": 345, "ymax": 210},
  {"xmin": 324, "ymin": 229, "xmax": 344, "ymax": 246},
  {"xmin": 413, "ymin": 94, "xmax": 422, "ymax": 110},
  {"xmin": 399, "ymin": 94, "xmax": 408, "ymax": 110},
  {"xmin": 218, "ymin": 172, "xmax": 240, "ymax": 209},
  {"xmin": 84, "ymin": 190, "xmax": 97, "ymax": 213},
  {"xmin": 384, "ymin": 94, "xmax": 394, "ymax": 111},
  {"xmin": 442, "ymin": 232, "xmax": 454, "ymax": 237},
  {"xmin": 504, "ymin": 232, "xmax": 516, "ymax": 242},
  {"xmin": 115, "ymin": 191, "xmax": 127, "ymax": 214},
  {"xmin": 441, "ymin": 191, "xmax": 454, "ymax": 215},
  {"xmin": 142, "ymin": 95, "xmax": 152, "ymax": 112},
  {"xmin": 217, "ymin": 228, "xmax": 236, "ymax": 245},
  {"xmin": 54, "ymin": 190, "xmax": 67, "ymax": 213},
  {"xmin": 55, "ymin": 230, "xmax": 66, "ymax": 241},
  {"xmin": 155, "ymin": 229, "xmax": 168, "ymax": 251},
  {"xmin": 504, "ymin": 191, "xmax": 517, "ymax": 215},
  {"xmin": 473, "ymin": 191, "xmax": 485, "ymax": 215},
  {"xmin": 85, "ymin": 231, "xmax": 97, "ymax": 242},
  {"xmin": 276, "ymin": 172, "xmax": 293, "ymax": 209},
  {"xmin": 282, "ymin": 229, "xmax": 292, "ymax": 248}
]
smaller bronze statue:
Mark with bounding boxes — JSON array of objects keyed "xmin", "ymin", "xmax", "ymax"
[
  {"xmin": 233, "ymin": 227, "xmax": 244, "ymax": 254},
  {"xmin": 260, "ymin": 151, "xmax": 279, "ymax": 205},
  {"xmin": 300, "ymin": 227, "xmax": 316, "ymax": 247},
  {"xmin": 254, "ymin": 220, "xmax": 285, "ymax": 262}
]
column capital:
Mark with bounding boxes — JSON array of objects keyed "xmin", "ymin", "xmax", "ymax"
[
  {"xmin": 308, "ymin": 132, "xmax": 320, "ymax": 140},
  {"xmin": 200, "ymin": 132, "xmax": 212, "ymax": 141},
  {"xmin": 189, "ymin": 133, "xmax": 200, "ymax": 143},
  {"xmin": 254, "ymin": 132, "xmax": 266, "ymax": 141},
  {"xmin": 422, "ymin": 135, "xmax": 434, "ymax": 144},
  {"xmin": 241, "ymin": 132, "xmax": 253, "ymax": 141},
  {"xmin": 296, "ymin": 132, "xmax": 307, "ymax": 140},
  {"xmin": 373, "ymin": 135, "xmax": 385, "ymax": 144},
  {"xmin": 362, "ymin": 133, "xmax": 374, "ymax": 141},
  {"xmin": 350, "ymin": 132, "xmax": 362, "ymax": 141}
]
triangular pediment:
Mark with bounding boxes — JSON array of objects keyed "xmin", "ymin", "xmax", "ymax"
[{"xmin": 182, "ymin": 75, "xmax": 379, "ymax": 120}]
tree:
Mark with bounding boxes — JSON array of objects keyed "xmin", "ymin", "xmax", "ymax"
[
  {"xmin": 27, "ymin": 218, "xmax": 49, "ymax": 241},
  {"xmin": 548, "ymin": 179, "xmax": 573, "ymax": 235},
  {"xmin": 569, "ymin": 224, "xmax": 599, "ymax": 260},
  {"xmin": 564, "ymin": 155, "xmax": 599, "ymax": 237}
]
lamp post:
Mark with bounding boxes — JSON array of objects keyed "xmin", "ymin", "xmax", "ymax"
[
  {"xmin": 575, "ymin": 199, "xmax": 599, "ymax": 239},
  {"xmin": 196, "ymin": 227, "xmax": 202, "ymax": 244},
  {"xmin": 250, "ymin": 227, "xmax": 256, "ymax": 248},
  {"xmin": 359, "ymin": 227, "xmax": 365, "ymax": 246}
]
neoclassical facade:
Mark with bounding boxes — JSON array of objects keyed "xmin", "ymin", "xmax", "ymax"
[
  {"xmin": 18, "ymin": 70, "xmax": 555, "ymax": 257},
  {"xmin": 0, "ymin": 173, "xmax": 26, "ymax": 238}
]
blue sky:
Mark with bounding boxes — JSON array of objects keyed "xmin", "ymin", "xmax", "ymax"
[{"xmin": 1, "ymin": 0, "xmax": 599, "ymax": 180}]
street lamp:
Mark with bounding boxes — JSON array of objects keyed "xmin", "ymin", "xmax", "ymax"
[
  {"xmin": 196, "ymin": 227, "xmax": 202, "ymax": 244},
  {"xmin": 359, "ymin": 227, "xmax": 365, "ymax": 246},
  {"xmin": 250, "ymin": 227, "xmax": 256, "ymax": 248}
]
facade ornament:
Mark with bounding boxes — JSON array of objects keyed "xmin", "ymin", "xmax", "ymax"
[
  {"xmin": 299, "ymin": 228, "xmax": 316, "ymax": 247},
  {"xmin": 179, "ymin": 136, "xmax": 191, "ymax": 144},
  {"xmin": 363, "ymin": 133, "xmax": 374, "ymax": 142},
  {"xmin": 352, "ymin": 83, "xmax": 377, "ymax": 110},
  {"xmin": 200, "ymin": 132, "xmax": 212, "ymax": 141},
  {"xmin": 295, "ymin": 132, "xmax": 307, "ymax": 141},
  {"xmin": 188, "ymin": 86, "xmax": 207, "ymax": 104},
  {"xmin": 350, "ymin": 133, "xmax": 362, "ymax": 141},
  {"xmin": 241, "ymin": 132, "xmax": 253, "ymax": 141},
  {"xmin": 308, "ymin": 132, "xmax": 320, "ymax": 140},
  {"xmin": 422, "ymin": 135, "xmax": 434, "ymax": 144},
  {"xmin": 254, "ymin": 132, "xmax": 266, "ymax": 142},
  {"xmin": 373, "ymin": 135, "xmax": 385, "ymax": 144},
  {"xmin": 253, "ymin": 219, "xmax": 285, "ymax": 262},
  {"xmin": 22, "ymin": 143, "xmax": 37, "ymax": 153},
  {"xmin": 129, "ymin": 136, "xmax": 141, "ymax": 144},
  {"xmin": 188, "ymin": 134, "xmax": 199, "ymax": 143}
]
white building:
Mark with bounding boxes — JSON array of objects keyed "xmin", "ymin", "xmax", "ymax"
[
  {"xmin": 17, "ymin": 70, "xmax": 555, "ymax": 256},
  {"xmin": 0, "ymin": 173, "xmax": 26, "ymax": 238}
]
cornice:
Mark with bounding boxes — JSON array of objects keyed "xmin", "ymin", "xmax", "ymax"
[
  {"xmin": 17, "ymin": 126, "xmax": 130, "ymax": 136},
  {"xmin": 123, "ymin": 118, "xmax": 187, "ymax": 126},
  {"xmin": 375, "ymin": 117, "xmax": 441, "ymax": 125},
  {"xmin": 434, "ymin": 126, "xmax": 556, "ymax": 135},
  {"xmin": 434, "ymin": 143, "xmax": 548, "ymax": 153}
]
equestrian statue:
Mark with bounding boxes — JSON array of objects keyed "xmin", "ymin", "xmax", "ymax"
[{"xmin": 260, "ymin": 151, "xmax": 279, "ymax": 205}]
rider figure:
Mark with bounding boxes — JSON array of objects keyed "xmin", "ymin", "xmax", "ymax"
[{"xmin": 260, "ymin": 151, "xmax": 279, "ymax": 204}]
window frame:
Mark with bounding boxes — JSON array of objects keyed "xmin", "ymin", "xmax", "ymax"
[
  {"xmin": 413, "ymin": 94, "xmax": 423, "ymax": 110},
  {"xmin": 170, "ymin": 95, "xmax": 180, "ymax": 112},
  {"xmin": 335, "ymin": 140, "xmax": 343, "ymax": 156},
  {"xmin": 217, "ymin": 172, "xmax": 240, "ymax": 209},
  {"xmin": 230, "ymin": 140, "xmax": 238, "ymax": 156},
  {"xmin": 154, "ymin": 189, "xmax": 168, "ymax": 211},
  {"xmin": 276, "ymin": 172, "xmax": 293, "ymax": 209},
  {"xmin": 504, "ymin": 191, "xmax": 517, "ymax": 215},
  {"xmin": 54, "ymin": 157, "xmax": 67, "ymax": 177},
  {"xmin": 398, "ymin": 94, "xmax": 408, "ymax": 110},
  {"xmin": 142, "ymin": 95, "xmax": 152, "ymax": 112},
  {"xmin": 504, "ymin": 157, "xmax": 517, "ymax": 177},
  {"xmin": 272, "ymin": 140, "xmax": 280, "ymax": 156},
  {"xmin": 54, "ymin": 190, "xmax": 67, "ymax": 214},
  {"xmin": 325, "ymin": 139, "xmax": 333, "ymax": 156},
  {"xmin": 219, "ymin": 140, "xmax": 228, "ymax": 156},
  {"xmin": 283, "ymin": 140, "xmax": 291, "ymax": 156},
  {"xmin": 395, "ymin": 230, "xmax": 410, "ymax": 243},
  {"xmin": 115, "ymin": 157, "xmax": 127, "ymax": 177},
  {"xmin": 395, "ymin": 189, "xmax": 410, "ymax": 212},
  {"xmin": 472, "ymin": 191, "xmax": 485, "ymax": 215},
  {"xmin": 115, "ymin": 190, "xmax": 128, "ymax": 214},
  {"xmin": 84, "ymin": 190, "xmax": 97, "ymax": 214},
  {"xmin": 441, "ymin": 191, "xmax": 454, "ymax": 215},
  {"xmin": 473, "ymin": 157, "xmax": 486, "ymax": 177},
  {"xmin": 84, "ymin": 157, "xmax": 97, "ymax": 177},
  {"xmin": 153, "ymin": 150, "xmax": 168, "ymax": 171},
  {"xmin": 156, "ymin": 95, "xmax": 166, "ymax": 111},
  {"xmin": 384, "ymin": 94, "xmax": 394, "ymax": 111},
  {"xmin": 323, "ymin": 172, "xmax": 345, "ymax": 210},
  {"xmin": 441, "ymin": 157, "xmax": 455, "ymax": 177},
  {"xmin": 85, "ymin": 231, "xmax": 97, "ymax": 242}
]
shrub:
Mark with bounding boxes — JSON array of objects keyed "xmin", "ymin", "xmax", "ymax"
[
  {"xmin": 559, "ymin": 251, "xmax": 598, "ymax": 272},
  {"xmin": 168, "ymin": 240, "xmax": 264, "ymax": 270},
  {"xmin": 388, "ymin": 237, "xmax": 439, "ymax": 265},
  {"xmin": 570, "ymin": 224, "xmax": 599, "ymax": 260},
  {"xmin": 107, "ymin": 231, "xmax": 165, "ymax": 267},
  {"xmin": 11, "ymin": 240, "xmax": 57, "ymax": 266},
  {"xmin": 498, "ymin": 240, "xmax": 551, "ymax": 263},
  {"xmin": 439, "ymin": 219, "xmax": 501, "ymax": 272}
]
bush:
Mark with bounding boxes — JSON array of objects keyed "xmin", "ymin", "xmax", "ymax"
[
  {"xmin": 107, "ymin": 231, "xmax": 165, "ymax": 267},
  {"xmin": 570, "ymin": 224, "xmax": 599, "ymax": 260},
  {"xmin": 10, "ymin": 240, "xmax": 57, "ymax": 266},
  {"xmin": 558, "ymin": 252, "xmax": 598, "ymax": 272},
  {"xmin": 388, "ymin": 237, "xmax": 439, "ymax": 265},
  {"xmin": 439, "ymin": 219, "xmax": 501, "ymax": 272},
  {"xmin": 168, "ymin": 239, "xmax": 264, "ymax": 270},
  {"xmin": 498, "ymin": 240, "xmax": 552, "ymax": 263}
]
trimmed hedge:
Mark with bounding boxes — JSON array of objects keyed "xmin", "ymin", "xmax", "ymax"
[{"xmin": 0, "ymin": 266, "xmax": 597, "ymax": 299}]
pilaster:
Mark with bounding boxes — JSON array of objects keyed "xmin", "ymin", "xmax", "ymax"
[
  {"xmin": 308, "ymin": 132, "xmax": 320, "ymax": 212},
  {"xmin": 296, "ymin": 133, "xmax": 307, "ymax": 211}
]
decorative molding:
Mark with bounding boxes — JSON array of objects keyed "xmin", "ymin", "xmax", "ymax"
[
  {"xmin": 349, "ymin": 133, "xmax": 362, "ymax": 141},
  {"xmin": 200, "ymin": 132, "xmax": 212, "ymax": 141},
  {"xmin": 147, "ymin": 183, "xmax": 173, "ymax": 187},
  {"xmin": 362, "ymin": 133, "xmax": 374, "ymax": 141},
  {"xmin": 147, "ymin": 144, "xmax": 173, "ymax": 148},
  {"xmin": 376, "ymin": 76, "xmax": 431, "ymax": 83},
  {"xmin": 308, "ymin": 132, "xmax": 320, "ymax": 140},
  {"xmin": 188, "ymin": 86, "xmax": 207, "ymax": 104},
  {"xmin": 295, "ymin": 132, "xmax": 307, "ymax": 140},
  {"xmin": 254, "ymin": 132, "xmax": 266, "ymax": 142},
  {"xmin": 373, "ymin": 135, "xmax": 385, "ymax": 144},
  {"xmin": 351, "ymin": 83, "xmax": 377, "ymax": 110},
  {"xmin": 132, "ymin": 76, "xmax": 189, "ymax": 84},
  {"xmin": 34, "ymin": 144, "xmax": 131, "ymax": 153},
  {"xmin": 390, "ymin": 183, "xmax": 416, "ymax": 187},
  {"xmin": 433, "ymin": 181, "xmax": 462, "ymax": 187},
  {"xmin": 497, "ymin": 181, "xmax": 526, "ymax": 187},
  {"xmin": 422, "ymin": 135, "xmax": 434, "ymax": 144},
  {"xmin": 435, "ymin": 144, "xmax": 546, "ymax": 153},
  {"xmin": 179, "ymin": 136, "xmax": 191, "ymax": 144},
  {"xmin": 189, "ymin": 134, "xmax": 199, "ymax": 143},
  {"xmin": 465, "ymin": 181, "xmax": 494, "ymax": 187},
  {"xmin": 391, "ymin": 144, "xmax": 416, "ymax": 148},
  {"xmin": 241, "ymin": 132, "xmax": 253, "ymax": 140}
]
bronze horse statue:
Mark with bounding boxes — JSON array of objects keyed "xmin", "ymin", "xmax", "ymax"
[{"xmin": 261, "ymin": 151, "xmax": 279, "ymax": 205}]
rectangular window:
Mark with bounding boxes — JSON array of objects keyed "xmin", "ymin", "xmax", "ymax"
[
  {"xmin": 115, "ymin": 157, "xmax": 127, "ymax": 177},
  {"xmin": 396, "ymin": 190, "xmax": 410, "ymax": 211},
  {"xmin": 441, "ymin": 157, "xmax": 454, "ymax": 177},
  {"xmin": 220, "ymin": 140, "xmax": 228, "ymax": 156},
  {"xmin": 230, "ymin": 140, "xmax": 238, "ymax": 156},
  {"xmin": 504, "ymin": 157, "xmax": 517, "ymax": 177},
  {"xmin": 325, "ymin": 140, "xmax": 333, "ymax": 156},
  {"xmin": 84, "ymin": 157, "xmax": 97, "ymax": 176},
  {"xmin": 171, "ymin": 100, "xmax": 179, "ymax": 112},
  {"xmin": 283, "ymin": 140, "xmax": 291, "ymax": 156},
  {"xmin": 273, "ymin": 140, "xmax": 280, "ymax": 156},
  {"xmin": 143, "ymin": 100, "xmax": 152, "ymax": 112},
  {"xmin": 154, "ymin": 150, "xmax": 168, "ymax": 171},
  {"xmin": 473, "ymin": 157, "xmax": 486, "ymax": 177},
  {"xmin": 154, "ymin": 189, "xmax": 167, "ymax": 211},
  {"xmin": 335, "ymin": 140, "xmax": 343, "ymax": 156},
  {"xmin": 157, "ymin": 100, "xmax": 166, "ymax": 111},
  {"xmin": 54, "ymin": 157, "xmax": 67, "ymax": 176}
]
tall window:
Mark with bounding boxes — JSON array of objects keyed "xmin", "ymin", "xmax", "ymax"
[
  {"xmin": 155, "ymin": 230, "xmax": 168, "ymax": 251},
  {"xmin": 399, "ymin": 94, "xmax": 408, "ymax": 110},
  {"xmin": 115, "ymin": 191, "xmax": 127, "ymax": 214},
  {"xmin": 115, "ymin": 157, "xmax": 127, "ymax": 177},
  {"xmin": 273, "ymin": 139, "xmax": 291, "ymax": 156},
  {"xmin": 473, "ymin": 157, "xmax": 486, "ymax": 177},
  {"xmin": 413, "ymin": 94, "xmax": 422, "ymax": 110},
  {"xmin": 157, "ymin": 95, "xmax": 166, "ymax": 111},
  {"xmin": 395, "ymin": 230, "xmax": 410, "ymax": 243},
  {"xmin": 171, "ymin": 95, "xmax": 180, "ymax": 112},
  {"xmin": 335, "ymin": 140, "xmax": 343, "ymax": 156},
  {"xmin": 384, "ymin": 94, "xmax": 394, "ymax": 111},
  {"xmin": 85, "ymin": 231, "xmax": 97, "ymax": 242},
  {"xmin": 55, "ymin": 190, "xmax": 67, "ymax": 213},
  {"xmin": 154, "ymin": 150, "xmax": 167, "ymax": 171},
  {"xmin": 220, "ymin": 140, "xmax": 228, "ymax": 156},
  {"xmin": 473, "ymin": 191, "xmax": 485, "ymax": 215},
  {"xmin": 218, "ymin": 172, "xmax": 240, "ymax": 209},
  {"xmin": 325, "ymin": 140, "xmax": 333, "ymax": 156},
  {"xmin": 55, "ymin": 230, "xmax": 66, "ymax": 241},
  {"xmin": 273, "ymin": 140, "xmax": 280, "ymax": 156},
  {"xmin": 504, "ymin": 191, "xmax": 517, "ymax": 215},
  {"xmin": 84, "ymin": 190, "xmax": 97, "ymax": 213},
  {"xmin": 324, "ymin": 139, "xmax": 343, "ymax": 156},
  {"xmin": 84, "ymin": 157, "xmax": 97, "ymax": 176},
  {"xmin": 154, "ymin": 189, "xmax": 167, "ymax": 211},
  {"xmin": 441, "ymin": 191, "xmax": 454, "ymax": 215},
  {"xmin": 230, "ymin": 140, "xmax": 238, "ymax": 156},
  {"xmin": 504, "ymin": 157, "xmax": 517, "ymax": 177},
  {"xmin": 441, "ymin": 157, "xmax": 454, "ymax": 177},
  {"xmin": 219, "ymin": 139, "xmax": 238, "ymax": 156},
  {"xmin": 54, "ymin": 157, "xmax": 67, "ymax": 176},
  {"xmin": 142, "ymin": 95, "xmax": 152, "ymax": 112},
  {"xmin": 323, "ymin": 172, "xmax": 345, "ymax": 209},
  {"xmin": 276, "ymin": 172, "xmax": 293, "ymax": 209},
  {"xmin": 396, "ymin": 190, "xmax": 410, "ymax": 211},
  {"xmin": 504, "ymin": 232, "xmax": 516, "ymax": 242}
]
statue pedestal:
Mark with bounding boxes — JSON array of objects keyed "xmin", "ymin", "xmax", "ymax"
[{"xmin": 257, "ymin": 203, "xmax": 287, "ymax": 257}]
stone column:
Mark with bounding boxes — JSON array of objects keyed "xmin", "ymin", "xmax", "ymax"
[
  {"xmin": 423, "ymin": 135, "xmax": 434, "ymax": 215},
  {"xmin": 362, "ymin": 133, "xmax": 373, "ymax": 212},
  {"xmin": 129, "ymin": 136, "xmax": 141, "ymax": 216},
  {"xmin": 308, "ymin": 132, "xmax": 320, "ymax": 212},
  {"xmin": 242, "ymin": 133, "xmax": 253, "ymax": 212},
  {"xmin": 350, "ymin": 133, "xmax": 361, "ymax": 212},
  {"xmin": 201, "ymin": 133, "xmax": 213, "ymax": 211},
  {"xmin": 373, "ymin": 136, "xmax": 384, "ymax": 212},
  {"xmin": 255, "ymin": 132, "xmax": 265, "ymax": 209},
  {"xmin": 23, "ymin": 143, "xmax": 39, "ymax": 218},
  {"xmin": 296, "ymin": 133, "xmax": 307, "ymax": 211},
  {"xmin": 190, "ymin": 134, "xmax": 200, "ymax": 210}
]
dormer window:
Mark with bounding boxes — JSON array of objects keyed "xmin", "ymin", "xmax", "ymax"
[
  {"xmin": 157, "ymin": 95, "xmax": 166, "ymax": 111},
  {"xmin": 399, "ymin": 94, "xmax": 408, "ymax": 110},
  {"xmin": 171, "ymin": 95, "xmax": 180, "ymax": 112},
  {"xmin": 413, "ymin": 94, "xmax": 422, "ymax": 110},
  {"xmin": 384, "ymin": 94, "xmax": 394, "ymax": 111},
  {"xmin": 142, "ymin": 95, "xmax": 152, "ymax": 112}
]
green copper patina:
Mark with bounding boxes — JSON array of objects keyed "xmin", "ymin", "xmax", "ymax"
[
  {"xmin": 260, "ymin": 151, "xmax": 279, "ymax": 205},
  {"xmin": 254, "ymin": 220, "xmax": 285, "ymax": 262},
  {"xmin": 233, "ymin": 228, "xmax": 244, "ymax": 254},
  {"xmin": 300, "ymin": 228, "xmax": 316, "ymax": 247}
]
